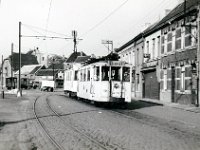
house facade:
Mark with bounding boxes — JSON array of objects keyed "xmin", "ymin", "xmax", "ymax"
[
  {"xmin": 142, "ymin": 26, "xmax": 161, "ymax": 100},
  {"xmin": 117, "ymin": 0, "xmax": 199, "ymax": 106},
  {"xmin": 1, "ymin": 52, "xmax": 38, "ymax": 89},
  {"xmin": 159, "ymin": 0, "xmax": 199, "ymax": 105},
  {"xmin": 116, "ymin": 33, "xmax": 144, "ymax": 99}
]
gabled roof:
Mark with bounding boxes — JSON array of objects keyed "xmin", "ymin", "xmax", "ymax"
[
  {"xmin": 30, "ymin": 65, "xmax": 45, "ymax": 74},
  {"xmin": 36, "ymin": 69, "xmax": 60, "ymax": 76},
  {"xmin": 74, "ymin": 56, "xmax": 91, "ymax": 63},
  {"xmin": 116, "ymin": 0, "xmax": 199, "ymax": 53},
  {"xmin": 115, "ymin": 33, "xmax": 143, "ymax": 53},
  {"xmin": 9, "ymin": 52, "xmax": 38, "ymax": 71},
  {"xmin": 15, "ymin": 64, "xmax": 43, "ymax": 75},
  {"xmin": 143, "ymin": 0, "xmax": 199, "ymax": 36},
  {"xmin": 66, "ymin": 51, "xmax": 87, "ymax": 63}
]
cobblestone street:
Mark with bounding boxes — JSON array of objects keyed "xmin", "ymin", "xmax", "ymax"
[{"xmin": 0, "ymin": 90, "xmax": 199, "ymax": 150}]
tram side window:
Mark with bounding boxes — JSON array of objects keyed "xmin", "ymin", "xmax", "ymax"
[
  {"xmin": 74, "ymin": 71, "xmax": 78, "ymax": 81},
  {"xmin": 87, "ymin": 69, "xmax": 90, "ymax": 81},
  {"xmin": 111, "ymin": 67, "xmax": 120, "ymax": 81},
  {"xmin": 94, "ymin": 66, "xmax": 100, "ymax": 81},
  {"xmin": 123, "ymin": 67, "xmax": 130, "ymax": 82},
  {"xmin": 83, "ymin": 69, "xmax": 86, "ymax": 81},
  {"xmin": 80, "ymin": 70, "xmax": 83, "ymax": 81},
  {"xmin": 102, "ymin": 66, "xmax": 109, "ymax": 81}
]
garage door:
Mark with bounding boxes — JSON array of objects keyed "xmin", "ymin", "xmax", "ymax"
[{"xmin": 144, "ymin": 71, "xmax": 159, "ymax": 100}]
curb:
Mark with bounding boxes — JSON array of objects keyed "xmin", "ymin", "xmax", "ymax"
[{"xmin": 136, "ymin": 99, "xmax": 200, "ymax": 114}]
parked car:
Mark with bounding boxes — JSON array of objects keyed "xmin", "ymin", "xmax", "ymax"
[{"xmin": 40, "ymin": 86, "xmax": 54, "ymax": 92}]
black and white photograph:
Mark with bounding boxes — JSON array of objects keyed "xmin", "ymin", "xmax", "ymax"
[{"xmin": 0, "ymin": 0, "xmax": 200, "ymax": 149}]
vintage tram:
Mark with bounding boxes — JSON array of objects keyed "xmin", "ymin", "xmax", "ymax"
[{"xmin": 64, "ymin": 59, "xmax": 132, "ymax": 104}]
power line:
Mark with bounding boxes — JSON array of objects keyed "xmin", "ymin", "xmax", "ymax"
[
  {"xmin": 22, "ymin": 23, "xmax": 70, "ymax": 37},
  {"xmin": 80, "ymin": 0, "xmax": 129, "ymax": 37},
  {"xmin": 45, "ymin": 0, "xmax": 53, "ymax": 36},
  {"xmin": 115, "ymin": 0, "xmax": 178, "ymax": 42}
]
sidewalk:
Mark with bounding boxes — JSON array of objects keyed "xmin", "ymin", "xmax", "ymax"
[{"xmin": 132, "ymin": 97, "xmax": 200, "ymax": 113}]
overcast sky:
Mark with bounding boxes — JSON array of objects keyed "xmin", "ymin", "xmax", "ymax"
[{"xmin": 0, "ymin": 0, "xmax": 179, "ymax": 60}]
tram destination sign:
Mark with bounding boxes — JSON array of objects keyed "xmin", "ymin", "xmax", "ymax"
[{"xmin": 110, "ymin": 61, "xmax": 126, "ymax": 66}]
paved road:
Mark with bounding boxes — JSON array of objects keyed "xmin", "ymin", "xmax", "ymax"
[
  {"xmin": 47, "ymin": 94, "xmax": 200, "ymax": 150},
  {"xmin": 0, "ymin": 90, "xmax": 200, "ymax": 150}
]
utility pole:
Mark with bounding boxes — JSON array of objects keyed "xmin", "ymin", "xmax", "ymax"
[
  {"xmin": 102, "ymin": 40, "xmax": 113, "ymax": 54},
  {"xmin": 72, "ymin": 30, "xmax": 77, "ymax": 53},
  {"xmin": 52, "ymin": 58, "xmax": 55, "ymax": 82},
  {"xmin": 17, "ymin": 22, "xmax": 22, "ymax": 97},
  {"xmin": 11, "ymin": 43, "xmax": 13, "ymax": 89},
  {"xmin": 1, "ymin": 55, "xmax": 4, "ymax": 99},
  {"xmin": 197, "ymin": 4, "xmax": 200, "ymax": 106}
]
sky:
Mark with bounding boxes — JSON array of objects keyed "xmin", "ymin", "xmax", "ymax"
[{"xmin": 0, "ymin": 0, "xmax": 180, "ymax": 61}]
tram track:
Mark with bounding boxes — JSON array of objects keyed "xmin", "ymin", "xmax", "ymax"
[
  {"xmin": 34, "ymin": 94, "xmax": 110, "ymax": 150},
  {"xmin": 33, "ymin": 95, "xmax": 65, "ymax": 150},
  {"xmin": 46, "ymin": 95, "xmax": 110, "ymax": 150}
]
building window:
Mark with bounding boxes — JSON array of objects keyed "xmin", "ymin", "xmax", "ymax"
[
  {"xmin": 136, "ymin": 74, "xmax": 139, "ymax": 91},
  {"xmin": 42, "ymin": 57, "xmax": 45, "ymax": 61},
  {"xmin": 146, "ymin": 41, "xmax": 149, "ymax": 54},
  {"xmin": 175, "ymin": 28, "xmax": 182, "ymax": 50},
  {"xmin": 164, "ymin": 69, "xmax": 167, "ymax": 90},
  {"xmin": 136, "ymin": 49, "xmax": 139, "ymax": 66},
  {"xmin": 160, "ymin": 69, "xmax": 167, "ymax": 91},
  {"xmin": 175, "ymin": 67, "xmax": 181, "ymax": 90},
  {"xmin": 152, "ymin": 39, "xmax": 155, "ymax": 58},
  {"xmin": 167, "ymin": 32, "xmax": 172, "ymax": 52},
  {"xmin": 180, "ymin": 66, "xmax": 185, "ymax": 91},
  {"xmin": 132, "ymin": 51, "xmax": 135, "ymax": 66},
  {"xmin": 157, "ymin": 36, "xmax": 161, "ymax": 57},
  {"xmin": 185, "ymin": 26, "xmax": 192, "ymax": 47},
  {"xmin": 167, "ymin": 69, "xmax": 171, "ymax": 90},
  {"xmin": 161, "ymin": 36, "xmax": 165, "ymax": 54}
]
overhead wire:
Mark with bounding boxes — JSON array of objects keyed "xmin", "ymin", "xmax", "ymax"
[
  {"xmin": 22, "ymin": 23, "xmax": 70, "ymax": 37},
  {"xmin": 80, "ymin": 0, "xmax": 129, "ymax": 37},
  {"xmin": 45, "ymin": 0, "xmax": 53, "ymax": 36},
  {"xmin": 115, "ymin": 0, "xmax": 178, "ymax": 43}
]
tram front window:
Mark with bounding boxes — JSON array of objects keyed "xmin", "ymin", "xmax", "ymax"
[
  {"xmin": 111, "ymin": 67, "xmax": 120, "ymax": 81},
  {"xmin": 102, "ymin": 66, "xmax": 109, "ymax": 81},
  {"xmin": 123, "ymin": 67, "xmax": 130, "ymax": 82}
]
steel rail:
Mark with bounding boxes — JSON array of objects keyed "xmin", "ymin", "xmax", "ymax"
[
  {"xmin": 33, "ymin": 96, "xmax": 65, "ymax": 150},
  {"xmin": 46, "ymin": 95, "xmax": 109, "ymax": 150}
]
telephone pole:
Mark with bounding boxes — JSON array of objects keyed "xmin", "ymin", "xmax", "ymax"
[
  {"xmin": 197, "ymin": 4, "xmax": 200, "ymax": 107},
  {"xmin": 17, "ymin": 22, "xmax": 22, "ymax": 97},
  {"xmin": 11, "ymin": 43, "xmax": 13, "ymax": 89},
  {"xmin": 1, "ymin": 55, "xmax": 4, "ymax": 98},
  {"xmin": 72, "ymin": 30, "xmax": 77, "ymax": 53}
]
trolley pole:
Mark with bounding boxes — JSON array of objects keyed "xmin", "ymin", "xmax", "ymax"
[
  {"xmin": 17, "ymin": 22, "xmax": 22, "ymax": 97},
  {"xmin": 1, "ymin": 55, "xmax": 4, "ymax": 99}
]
